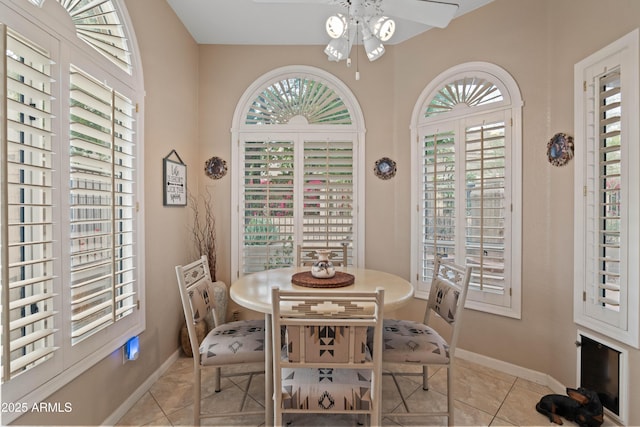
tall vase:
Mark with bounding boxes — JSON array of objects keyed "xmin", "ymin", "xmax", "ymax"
[{"xmin": 311, "ymin": 249, "xmax": 336, "ymax": 279}]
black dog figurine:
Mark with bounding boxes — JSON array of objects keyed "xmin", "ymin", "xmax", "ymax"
[{"xmin": 536, "ymin": 387, "xmax": 604, "ymax": 427}]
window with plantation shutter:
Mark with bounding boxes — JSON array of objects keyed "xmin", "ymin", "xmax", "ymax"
[
  {"xmin": 1, "ymin": 0, "xmax": 143, "ymax": 417},
  {"xmin": 1, "ymin": 25, "xmax": 58, "ymax": 384},
  {"xmin": 69, "ymin": 65, "xmax": 137, "ymax": 344},
  {"xmin": 412, "ymin": 63, "xmax": 522, "ymax": 318},
  {"xmin": 574, "ymin": 29, "xmax": 640, "ymax": 348},
  {"xmin": 419, "ymin": 129, "xmax": 456, "ymax": 280},
  {"xmin": 465, "ymin": 120, "xmax": 508, "ymax": 305},
  {"xmin": 241, "ymin": 138, "xmax": 295, "ymax": 273},
  {"xmin": 232, "ymin": 67, "xmax": 364, "ymax": 277},
  {"xmin": 302, "ymin": 138, "xmax": 353, "ymax": 259}
]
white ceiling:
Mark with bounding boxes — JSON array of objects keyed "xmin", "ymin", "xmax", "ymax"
[{"xmin": 166, "ymin": 0, "xmax": 494, "ymax": 46}]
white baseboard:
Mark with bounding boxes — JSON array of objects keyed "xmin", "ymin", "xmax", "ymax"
[
  {"xmin": 456, "ymin": 348, "xmax": 564, "ymax": 393},
  {"xmin": 102, "ymin": 349, "xmax": 181, "ymax": 426},
  {"xmin": 456, "ymin": 348, "xmax": 623, "ymax": 426}
]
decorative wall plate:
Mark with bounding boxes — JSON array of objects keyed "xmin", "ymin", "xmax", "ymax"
[
  {"xmin": 547, "ymin": 133, "xmax": 574, "ymax": 166},
  {"xmin": 204, "ymin": 156, "xmax": 227, "ymax": 179},
  {"xmin": 374, "ymin": 157, "xmax": 397, "ymax": 180}
]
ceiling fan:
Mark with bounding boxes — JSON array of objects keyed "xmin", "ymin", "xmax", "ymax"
[
  {"xmin": 253, "ymin": 0, "xmax": 459, "ymax": 77},
  {"xmin": 252, "ymin": 0, "xmax": 460, "ymax": 29}
]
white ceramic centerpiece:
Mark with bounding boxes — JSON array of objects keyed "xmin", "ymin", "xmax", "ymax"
[{"xmin": 311, "ymin": 249, "xmax": 336, "ymax": 279}]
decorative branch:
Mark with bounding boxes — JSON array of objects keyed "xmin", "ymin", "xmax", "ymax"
[{"xmin": 188, "ymin": 190, "xmax": 217, "ymax": 281}]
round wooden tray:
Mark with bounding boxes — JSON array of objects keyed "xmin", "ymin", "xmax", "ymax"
[{"xmin": 291, "ymin": 271, "xmax": 355, "ymax": 288}]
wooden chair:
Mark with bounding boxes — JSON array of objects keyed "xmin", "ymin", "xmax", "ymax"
[
  {"xmin": 271, "ymin": 287, "xmax": 384, "ymax": 426},
  {"xmin": 381, "ymin": 257, "xmax": 472, "ymax": 426},
  {"xmin": 296, "ymin": 243, "xmax": 348, "ymax": 266},
  {"xmin": 175, "ymin": 256, "xmax": 265, "ymax": 426}
]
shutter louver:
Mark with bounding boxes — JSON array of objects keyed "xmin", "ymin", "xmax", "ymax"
[
  {"xmin": 302, "ymin": 139, "xmax": 353, "ymax": 260},
  {"xmin": 2, "ymin": 27, "xmax": 58, "ymax": 381},
  {"xmin": 69, "ymin": 65, "xmax": 136, "ymax": 344}
]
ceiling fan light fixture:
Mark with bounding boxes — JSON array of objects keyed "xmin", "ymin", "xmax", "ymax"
[
  {"xmin": 326, "ymin": 13, "xmax": 347, "ymax": 39},
  {"xmin": 370, "ymin": 16, "xmax": 395, "ymax": 42},
  {"xmin": 362, "ymin": 27, "xmax": 384, "ymax": 61},
  {"xmin": 324, "ymin": 37, "xmax": 350, "ymax": 61},
  {"xmin": 363, "ymin": 29, "xmax": 385, "ymax": 61}
]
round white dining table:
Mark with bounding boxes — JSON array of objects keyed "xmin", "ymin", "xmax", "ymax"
[{"xmin": 230, "ymin": 266, "xmax": 414, "ymax": 426}]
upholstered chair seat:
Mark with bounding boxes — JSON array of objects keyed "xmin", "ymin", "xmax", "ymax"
[
  {"xmin": 199, "ymin": 319, "xmax": 265, "ymax": 365},
  {"xmin": 381, "ymin": 257, "xmax": 472, "ymax": 427},
  {"xmin": 379, "ymin": 319, "xmax": 450, "ymax": 364},
  {"xmin": 176, "ymin": 256, "xmax": 265, "ymax": 426}
]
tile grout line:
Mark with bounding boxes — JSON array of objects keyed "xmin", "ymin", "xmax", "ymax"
[{"xmin": 488, "ymin": 377, "xmax": 518, "ymax": 426}]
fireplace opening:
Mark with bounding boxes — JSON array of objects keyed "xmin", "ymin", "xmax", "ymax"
[{"xmin": 578, "ymin": 334, "xmax": 620, "ymax": 416}]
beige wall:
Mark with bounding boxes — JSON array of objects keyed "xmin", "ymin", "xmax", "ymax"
[
  {"xmin": 11, "ymin": 0, "xmax": 640, "ymax": 425},
  {"xmin": 200, "ymin": 1, "xmax": 640, "ymax": 425}
]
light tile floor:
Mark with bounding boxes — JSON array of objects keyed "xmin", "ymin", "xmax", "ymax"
[{"xmin": 115, "ymin": 356, "xmax": 598, "ymax": 427}]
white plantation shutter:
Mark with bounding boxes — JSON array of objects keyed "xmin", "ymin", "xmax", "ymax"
[
  {"xmin": 418, "ymin": 118, "xmax": 510, "ymax": 307},
  {"xmin": 1, "ymin": 26, "xmax": 58, "ymax": 381},
  {"xmin": 575, "ymin": 29, "xmax": 640, "ymax": 348},
  {"xmin": 69, "ymin": 65, "xmax": 136, "ymax": 344},
  {"xmin": 239, "ymin": 136, "xmax": 356, "ymax": 274},
  {"xmin": 419, "ymin": 129, "xmax": 457, "ymax": 282},
  {"xmin": 413, "ymin": 63, "xmax": 522, "ymax": 318},
  {"xmin": 464, "ymin": 119, "xmax": 509, "ymax": 307},
  {"xmin": 586, "ymin": 69, "xmax": 622, "ymax": 319},
  {"xmin": 241, "ymin": 138, "xmax": 295, "ymax": 274},
  {"xmin": 302, "ymin": 138, "xmax": 353, "ymax": 261}
]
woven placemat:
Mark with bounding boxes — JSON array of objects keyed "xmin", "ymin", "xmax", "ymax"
[{"xmin": 291, "ymin": 271, "xmax": 355, "ymax": 288}]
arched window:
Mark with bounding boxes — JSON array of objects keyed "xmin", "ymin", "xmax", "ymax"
[
  {"xmin": 0, "ymin": 0, "xmax": 144, "ymax": 415},
  {"xmin": 231, "ymin": 66, "xmax": 365, "ymax": 277},
  {"xmin": 411, "ymin": 62, "xmax": 522, "ymax": 318}
]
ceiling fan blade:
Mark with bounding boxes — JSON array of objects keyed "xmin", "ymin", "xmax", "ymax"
[
  {"xmin": 253, "ymin": 0, "xmax": 328, "ymax": 3},
  {"xmin": 383, "ymin": 0, "xmax": 459, "ymax": 28}
]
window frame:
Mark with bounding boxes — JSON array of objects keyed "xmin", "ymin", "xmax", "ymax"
[
  {"xmin": 410, "ymin": 61, "xmax": 523, "ymax": 319},
  {"xmin": 573, "ymin": 29, "xmax": 640, "ymax": 349},
  {"xmin": 231, "ymin": 66, "xmax": 365, "ymax": 279},
  {"xmin": 0, "ymin": 0, "xmax": 145, "ymax": 419}
]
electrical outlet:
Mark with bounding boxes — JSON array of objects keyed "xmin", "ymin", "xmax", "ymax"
[{"xmin": 232, "ymin": 310, "xmax": 240, "ymax": 321}]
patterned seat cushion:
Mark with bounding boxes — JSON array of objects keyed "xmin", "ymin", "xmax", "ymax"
[
  {"xmin": 379, "ymin": 319, "xmax": 450, "ymax": 364},
  {"xmin": 431, "ymin": 279, "xmax": 460, "ymax": 324},
  {"xmin": 281, "ymin": 367, "xmax": 371, "ymax": 411},
  {"xmin": 284, "ymin": 325, "xmax": 369, "ymax": 363},
  {"xmin": 199, "ymin": 319, "xmax": 265, "ymax": 365}
]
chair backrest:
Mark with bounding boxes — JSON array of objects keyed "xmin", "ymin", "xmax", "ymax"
[
  {"xmin": 424, "ymin": 257, "xmax": 472, "ymax": 358},
  {"xmin": 175, "ymin": 256, "xmax": 227, "ymax": 357},
  {"xmin": 297, "ymin": 244, "xmax": 348, "ymax": 267},
  {"xmin": 271, "ymin": 287, "xmax": 384, "ymax": 413}
]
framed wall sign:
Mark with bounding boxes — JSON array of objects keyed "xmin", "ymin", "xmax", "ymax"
[{"xmin": 163, "ymin": 150, "xmax": 187, "ymax": 206}]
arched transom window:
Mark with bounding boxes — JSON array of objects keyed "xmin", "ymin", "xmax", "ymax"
[
  {"xmin": 232, "ymin": 67, "xmax": 365, "ymax": 277},
  {"xmin": 425, "ymin": 76, "xmax": 505, "ymax": 118},
  {"xmin": 56, "ymin": 0, "xmax": 132, "ymax": 73},
  {"xmin": 245, "ymin": 77, "xmax": 352, "ymax": 125}
]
